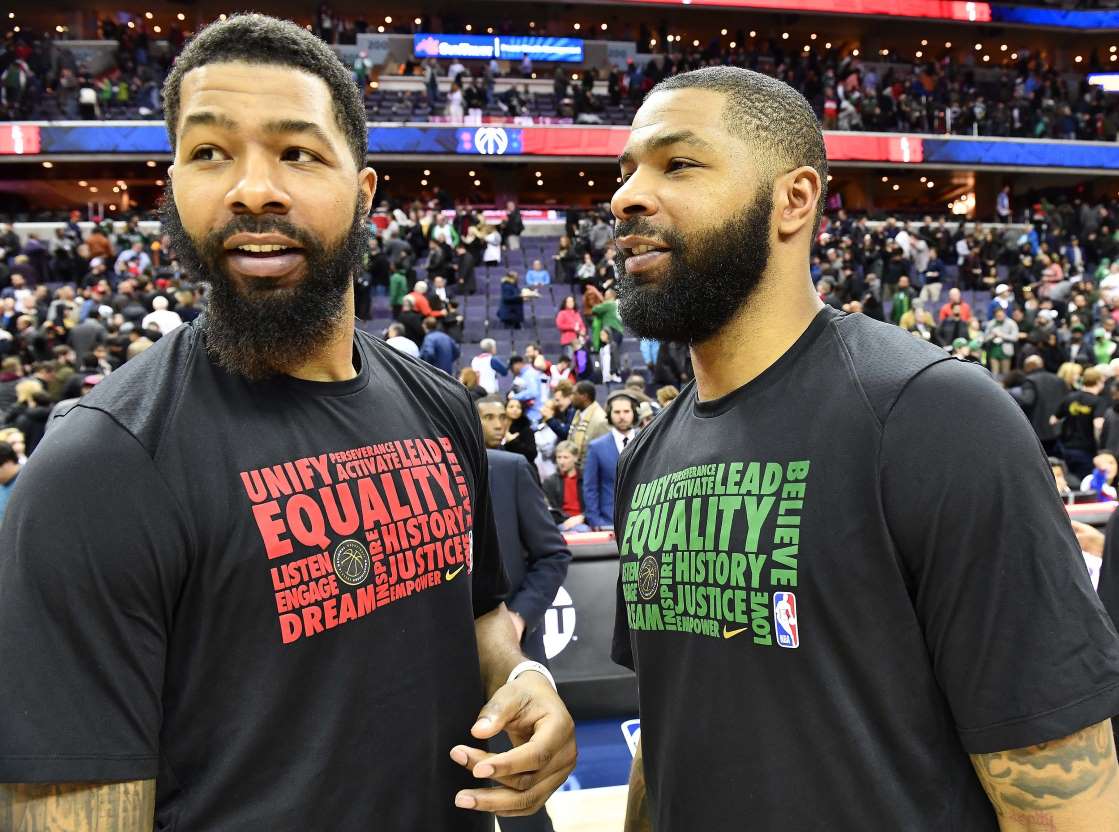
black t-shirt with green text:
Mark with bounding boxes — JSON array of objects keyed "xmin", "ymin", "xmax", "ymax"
[
  {"xmin": 612, "ymin": 307, "xmax": 1119, "ymax": 831},
  {"xmin": 0, "ymin": 319, "xmax": 508, "ymax": 830}
]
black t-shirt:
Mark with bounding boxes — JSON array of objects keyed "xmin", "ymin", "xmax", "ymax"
[
  {"xmin": 0, "ymin": 319, "xmax": 508, "ymax": 831},
  {"xmin": 1057, "ymin": 389, "xmax": 1105, "ymax": 451},
  {"xmin": 612, "ymin": 307, "xmax": 1119, "ymax": 831}
]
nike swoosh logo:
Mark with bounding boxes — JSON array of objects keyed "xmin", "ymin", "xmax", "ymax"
[
  {"xmin": 446, "ymin": 565, "xmax": 465, "ymax": 581},
  {"xmin": 723, "ymin": 625, "xmax": 748, "ymax": 639}
]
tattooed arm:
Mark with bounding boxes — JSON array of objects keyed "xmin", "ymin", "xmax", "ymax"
[
  {"xmin": 624, "ymin": 738, "xmax": 652, "ymax": 832},
  {"xmin": 971, "ymin": 720, "xmax": 1119, "ymax": 832},
  {"xmin": 0, "ymin": 780, "xmax": 155, "ymax": 831}
]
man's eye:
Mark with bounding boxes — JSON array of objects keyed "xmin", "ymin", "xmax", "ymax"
[
  {"xmin": 667, "ymin": 159, "xmax": 694, "ymax": 172},
  {"xmin": 282, "ymin": 148, "xmax": 319, "ymax": 163},
  {"xmin": 191, "ymin": 146, "xmax": 226, "ymax": 162}
]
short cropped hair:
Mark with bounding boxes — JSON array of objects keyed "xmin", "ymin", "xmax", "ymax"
[
  {"xmin": 648, "ymin": 66, "xmax": 829, "ymax": 235},
  {"xmin": 476, "ymin": 393, "xmax": 506, "ymax": 408},
  {"xmin": 162, "ymin": 13, "xmax": 367, "ymax": 169},
  {"xmin": 555, "ymin": 441, "xmax": 578, "ymax": 457},
  {"xmin": 574, "ymin": 380, "xmax": 597, "ymax": 399}
]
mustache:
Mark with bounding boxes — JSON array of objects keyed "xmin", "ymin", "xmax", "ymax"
[
  {"xmin": 200, "ymin": 216, "xmax": 317, "ymax": 253},
  {"xmin": 613, "ymin": 218, "xmax": 677, "ymax": 246}
]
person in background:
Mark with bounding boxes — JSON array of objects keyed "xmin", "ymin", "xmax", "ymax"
[
  {"xmin": 1082, "ymin": 452, "xmax": 1119, "ymax": 500},
  {"xmin": 0, "ymin": 440, "xmax": 19, "ymax": 526},
  {"xmin": 384, "ymin": 322, "xmax": 419, "ymax": 359},
  {"xmin": 542, "ymin": 440, "xmax": 590, "ymax": 533},
  {"xmin": 473, "ymin": 394, "xmax": 571, "ymax": 832},
  {"xmin": 471, "ymin": 338, "xmax": 508, "ymax": 395},
  {"xmin": 540, "ymin": 380, "xmax": 576, "ymax": 442},
  {"xmin": 509, "ymin": 354, "xmax": 544, "ymax": 425},
  {"xmin": 1016, "ymin": 354, "xmax": 1069, "ymax": 458},
  {"xmin": 1054, "ymin": 366, "xmax": 1107, "ymax": 480},
  {"xmin": 937, "ymin": 287, "xmax": 973, "ymax": 322},
  {"xmin": 582, "ymin": 390, "xmax": 637, "ymax": 531},
  {"xmin": 398, "ymin": 295, "xmax": 425, "ymax": 346},
  {"xmin": 419, "ymin": 317, "xmax": 460, "ymax": 375},
  {"xmin": 555, "ymin": 295, "xmax": 586, "ymax": 359},
  {"xmin": 568, "ymin": 380, "xmax": 609, "ymax": 469},
  {"xmin": 483, "ymin": 224, "xmax": 503, "ymax": 266},
  {"xmin": 501, "ymin": 396, "xmax": 538, "ymax": 470},
  {"xmin": 525, "ymin": 259, "xmax": 551, "ymax": 288},
  {"xmin": 502, "ymin": 202, "xmax": 524, "ymax": 252},
  {"xmin": 458, "ymin": 367, "xmax": 488, "ymax": 401},
  {"xmin": 498, "ymin": 271, "xmax": 536, "ymax": 330},
  {"xmin": 984, "ymin": 306, "xmax": 1018, "ymax": 377},
  {"xmin": 388, "ymin": 262, "xmax": 408, "ymax": 320}
]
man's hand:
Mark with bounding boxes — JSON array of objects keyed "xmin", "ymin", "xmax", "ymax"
[
  {"xmin": 540, "ymin": 401, "xmax": 556, "ymax": 421},
  {"xmin": 449, "ymin": 671, "xmax": 576, "ymax": 817},
  {"xmin": 1071, "ymin": 520, "xmax": 1105, "ymax": 557},
  {"xmin": 560, "ymin": 514, "xmax": 586, "ymax": 531}
]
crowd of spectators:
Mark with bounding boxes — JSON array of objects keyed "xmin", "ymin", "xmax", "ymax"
[
  {"xmin": 0, "ymin": 20, "xmax": 181, "ymax": 121},
  {"xmin": 6, "ymin": 11, "xmax": 1119, "ymax": 142},
  {"xmin": 12, "ymin": 188, "xmax": 1119, "ymax": 524}
]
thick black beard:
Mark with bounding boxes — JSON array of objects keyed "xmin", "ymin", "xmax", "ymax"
[
  {"xmin": 614, "ymin": 190, "xmax": 773, "ymax": 345},
  {"xmin": 159, "ymin": 182, "xmax": 368, "ymax": 381}
]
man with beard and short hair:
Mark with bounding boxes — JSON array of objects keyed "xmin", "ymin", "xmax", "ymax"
[
  {"xmin": 0, "ymin": 14, "xmax": 574, "ymax": 832},
  {"xmin": 610, "ymin": 66, "xmax": 1119, "ymax": 832}
]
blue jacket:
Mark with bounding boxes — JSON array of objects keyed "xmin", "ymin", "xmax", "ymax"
[
  {"xmin": 583, "ymin": 432, "xmax": 621, "ymax": 529},
  {"xmin": 419, "ymin": 330, "xmax": 460, "ymax": 374}
]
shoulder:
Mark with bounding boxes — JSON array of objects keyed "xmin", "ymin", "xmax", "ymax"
[
  {"xmin": 827, "ymin": 311, "xmax": 956, "ymax": 427},
  {"xmin": 589, "ymin": 432, "xmax": 614, "ymax": 450},
  {"xmin": 884, "ymin": 358, "xmax": 1034, "ymax": 448},
  {"xmin": 486, "ymin": 447, "xmax": 520, "ymax": 471},
  {"xmin": 52, "ymin": 319, "xmax": 203, "ymax": 458}
]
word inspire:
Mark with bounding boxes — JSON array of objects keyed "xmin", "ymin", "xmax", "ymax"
[{"xmin": 240, "ymin": 438, "xmax": 474, "ymax": 644}]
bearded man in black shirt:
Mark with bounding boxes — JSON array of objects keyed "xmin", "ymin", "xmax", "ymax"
[
  {"xmin": 611, "ymin": 66, "xmax": 1119, "ymax": 832},
  {"xmin": 0, "ymin": 14, "xmax": 574, "ymax": 831}
]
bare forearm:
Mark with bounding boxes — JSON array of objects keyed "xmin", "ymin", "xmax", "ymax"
[
  {"xmin": 624, "ymin": 739, "xmax": 653, "ymax": 832},
  {"xmin": 0, "ymin": 780, "xmax": 156, "ymax": 832},
  {"xmin": 475, "ymin": 602, "xmax": 526, "ymax": 697},
  {"xmin": 971, "ymin": 720, "xmax": 1119, "ymax": 832}
]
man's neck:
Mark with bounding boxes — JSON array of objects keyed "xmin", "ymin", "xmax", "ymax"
[
  {"xmin": 286, "ymin": 293, "xmax": 359, "ymax": 383},
  {"xmin": 690, "ymin": 273, "xmax": 825, "ymax": 402}
]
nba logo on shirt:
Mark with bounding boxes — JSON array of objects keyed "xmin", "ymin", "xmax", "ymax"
[{"xmin": 773, "ymin": 592, "xmax": 799, "ymax": 649}]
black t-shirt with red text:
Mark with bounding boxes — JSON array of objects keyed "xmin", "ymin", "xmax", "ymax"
[
  {"xmin": 0, "ymin": 319, "xmax": 508, "ymax": 831},
  {"xmin": 612, "ymin": 307, "xmax": 1119, "ymax": 831}
]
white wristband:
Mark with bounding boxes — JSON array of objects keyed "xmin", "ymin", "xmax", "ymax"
[{"xmin": 506, "ymin": 660, "xmax": 557, "ymax": 692}]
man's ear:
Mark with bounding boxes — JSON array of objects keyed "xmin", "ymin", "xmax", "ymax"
[{"xmin": 775, "ymin": 166, "xmax": 822, "ymax": 239}]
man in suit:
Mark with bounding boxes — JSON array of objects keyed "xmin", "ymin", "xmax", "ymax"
[
  {"xmin": 583, "ymin": 390, "xmax": 638, "ymax": 531},
  {"xmin": 568, "ymin": 380, "xmax": 610, "ymax": 469},
  {"xmin": 475, "ymin": 394, "xmax": 573, "ymax": 832},
  {"xmin": 1015, "ymin": 354, "xmax": 1069, "ymax": 457}
]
